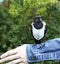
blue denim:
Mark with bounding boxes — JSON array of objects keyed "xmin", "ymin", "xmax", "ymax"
[{"xmin": 26, "ymin": 38, "xmax": 60, "ymax": 64}]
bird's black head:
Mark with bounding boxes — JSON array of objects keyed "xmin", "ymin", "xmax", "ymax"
[{"xmin": 33, "ymin": 16, "xmax": 43, "ymax": 29}]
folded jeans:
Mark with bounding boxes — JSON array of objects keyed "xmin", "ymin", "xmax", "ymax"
[{"xmin": 26, "ymin": 38, "xmax": 60, "ymax": 63}]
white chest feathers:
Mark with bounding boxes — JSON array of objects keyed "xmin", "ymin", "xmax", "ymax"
[{"xmin": 32, "ymin": 22, "xmax": 46, "ymax": 40}]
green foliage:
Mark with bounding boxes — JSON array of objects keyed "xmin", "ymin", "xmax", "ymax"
[{"xmin": 0, "ymin": 0, "xmax": 60, "ymax": 64}]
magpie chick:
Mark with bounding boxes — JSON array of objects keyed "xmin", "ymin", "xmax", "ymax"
[{"xmin": 31, "ymin": 16, "xmax": 47, "ymax": 44}]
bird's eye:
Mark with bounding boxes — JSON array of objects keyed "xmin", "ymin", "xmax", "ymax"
[{"xmin": 40, "ymin": 18, "xmax": 42, "ymax": 22}]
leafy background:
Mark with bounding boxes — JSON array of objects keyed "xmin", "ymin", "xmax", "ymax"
[{"xmin": 0, "ymin": 0, "xmax": 60, "ymax": 64}]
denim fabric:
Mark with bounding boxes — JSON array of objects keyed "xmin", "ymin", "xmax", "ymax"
[{"xmin": 26, "ymin": 38, "xmax": 60, "ymax": 64}]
